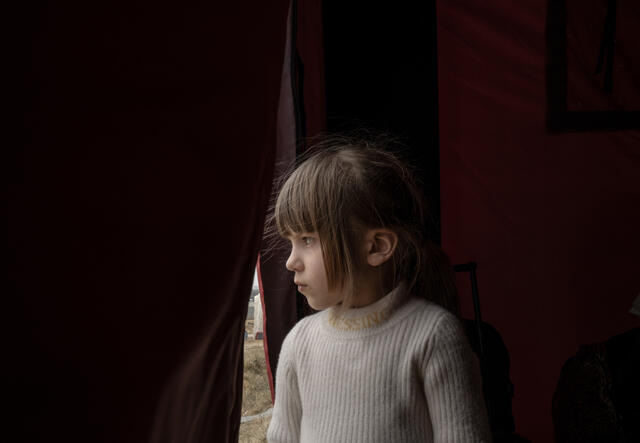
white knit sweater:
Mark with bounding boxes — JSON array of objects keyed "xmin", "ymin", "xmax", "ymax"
[{"xmin": 267, "ymin": 285, "xmax": 492, "ymax": 442}]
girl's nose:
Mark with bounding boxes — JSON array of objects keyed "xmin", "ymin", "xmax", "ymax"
[{"xmin": 286, "ymin": 249, "xmax": 302, "ymax": 272}]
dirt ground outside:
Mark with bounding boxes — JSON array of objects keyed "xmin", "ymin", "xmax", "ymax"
[{"xmin": 240, "ymin": 319, "xmax": 272, "ymax": 443}]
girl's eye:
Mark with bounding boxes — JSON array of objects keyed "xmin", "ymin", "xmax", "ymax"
[{"xmin": 302, "ymin": 237, "xmax": 314, "ymax": 246}]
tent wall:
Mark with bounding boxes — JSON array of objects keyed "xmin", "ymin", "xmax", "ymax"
[
  {"xmin": 16, "ymin": 1, "xmax": 289, "ymax": 441},
  {"xmin": 437, "ymin": 1, "xmax": 640, "ymax": 441}
]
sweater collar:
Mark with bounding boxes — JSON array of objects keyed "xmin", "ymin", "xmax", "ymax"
[{"xmin": 326, "ymin": 282, "xmax": 407, "ymax": 332}]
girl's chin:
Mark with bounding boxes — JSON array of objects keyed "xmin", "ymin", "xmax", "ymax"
[{"xmin": 304, "ymin": 296, "xmax": 325, "ymax": 311}]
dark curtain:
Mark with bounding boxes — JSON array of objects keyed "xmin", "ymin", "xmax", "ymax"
[
  {"xmin": 15, "ymin": 1, "xmax": 290, "ymax": 442},
  {"xmin": 259, "ymin": 0, "xmax": 325, "ymax": 395}
]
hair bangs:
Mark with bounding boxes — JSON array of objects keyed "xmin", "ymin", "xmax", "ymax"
[{"xmin": 275, "ymin": 163, "xmax": 325, "ymax": 237}]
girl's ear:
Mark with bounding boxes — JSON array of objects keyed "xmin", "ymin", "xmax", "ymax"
[{"xmin": 365, "ymin": 229, "xmax": 398, "ymax": 267}]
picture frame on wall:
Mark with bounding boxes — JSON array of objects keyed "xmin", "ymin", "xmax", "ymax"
[{"xmin": 546, "ymin": 0, "xmax": 640, "ymax": 132}]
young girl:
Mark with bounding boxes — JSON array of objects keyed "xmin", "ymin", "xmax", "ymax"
[{"xmin": 266, "ymin": 136, "xmax": 491, "ymax": 442}]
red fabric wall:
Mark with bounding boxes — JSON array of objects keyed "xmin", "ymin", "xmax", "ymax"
[
  {"xmin": 437, "ymin": 1, "xmax": 640, "ymax": 441},
  {"xmin": 16, "ymin": 1, "xmax": 289, "ymax": 441}
]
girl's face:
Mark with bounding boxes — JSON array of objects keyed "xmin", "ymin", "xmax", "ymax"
[{"xmin": 285, "ymin": 232, "xmax": 344, "ymax": 310}]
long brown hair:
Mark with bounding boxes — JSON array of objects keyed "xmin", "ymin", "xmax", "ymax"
[{"xmin": 266, "ymin": 134, "xmax": 459, "ymax": 315}]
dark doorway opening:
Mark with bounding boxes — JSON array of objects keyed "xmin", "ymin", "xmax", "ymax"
[{"xmin": 323, "ymin": 1, "xmax": 441, "ymax": 243}]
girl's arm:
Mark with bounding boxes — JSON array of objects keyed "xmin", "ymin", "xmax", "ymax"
[
  {"xmin": 422, "ymin": 312, "xmax": 492, "ymax": 442},
  {"xmin": 266, "ymin": 329, "xmax": 302, "ymax": 443}
]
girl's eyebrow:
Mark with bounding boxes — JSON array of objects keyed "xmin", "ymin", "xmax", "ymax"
[
  {"xmin": 282, "ymin": 232, "xmax": 315, "ymax": 242},
  {"xmin": 295, "ymin": 232, "xmax": 316, "ymax": 238},
  {"xmin": 285, "ymin": 231, "xmax": 311, "ymax": 237}
]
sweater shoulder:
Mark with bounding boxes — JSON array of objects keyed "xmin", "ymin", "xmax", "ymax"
[
  {"xmin": 400, "ymin": 297, "xmax": 468, "ymax": 358},
  {"xmin": 279, "ymin": 310, "xmax": 324, "ymax": 353},
  {"xmin": 291, "ymin": 309, "xmax": 325, "ymax": 334},
  {"xmin": 404, "ymin": 296, "xmax": 458, "ymax": 329}
]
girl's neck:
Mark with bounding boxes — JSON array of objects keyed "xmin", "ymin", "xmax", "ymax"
[{"xmin": 348, "ymin": 268, "xmax": 395, "ymax": 308}]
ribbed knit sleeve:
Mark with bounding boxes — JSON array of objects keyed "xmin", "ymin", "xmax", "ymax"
[
  {"xmin": 422, "ymin": 312, "xmax": 492, "ymax": 442},
  {"xmin": 267, "ymin": 326, "xmax": 302, "ymax": 443}
]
